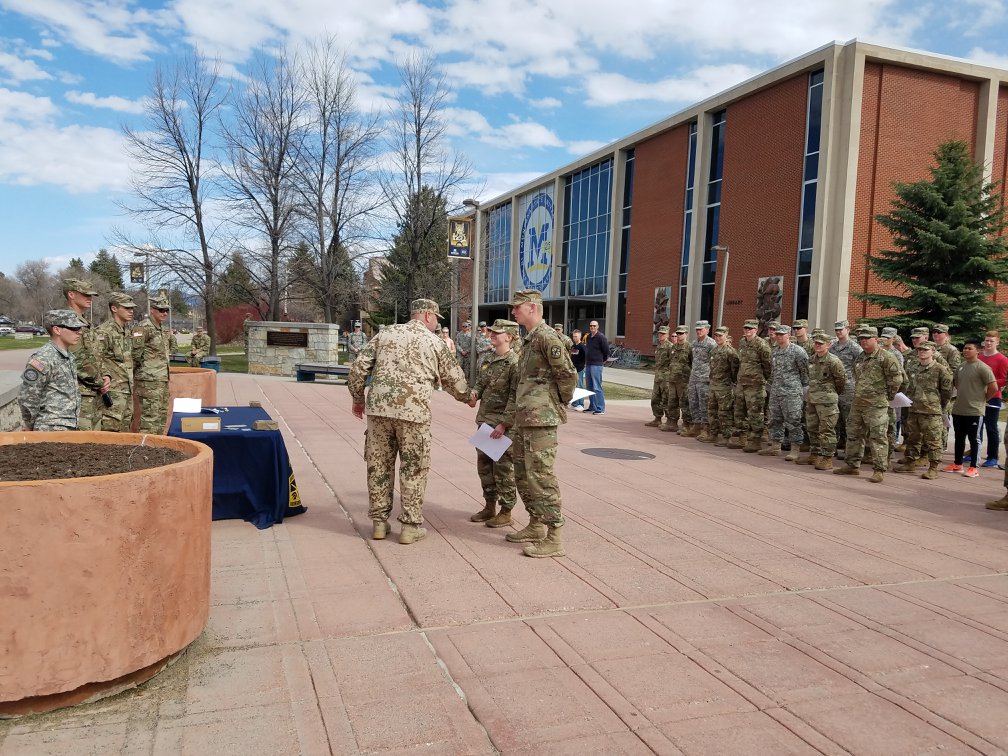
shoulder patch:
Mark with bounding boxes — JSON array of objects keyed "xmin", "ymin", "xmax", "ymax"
[
  {"xmin": 550, "ymin": 345, "xmax": 562, "ymax": 360},
  {"xmin": 29, "ymin": 357, "xmax": 47, "ymax": 373},
  {"xmin": 22, "ymin": 367, "xmax": 39, "ymax": 382}
]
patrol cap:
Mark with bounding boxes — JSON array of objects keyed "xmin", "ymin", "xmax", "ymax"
[
  {"xmin": 714, "ymin": 326, "xmax": 729, "ymax": 335},
  {"xmin": 811, "ymin": 328, "xmax": 828, "ymax": 337},
  {"xmin": 553, "ymin": 323, "xmax": 563, "ymax": 329},
  {"xmin": 856, "ymin": 325, "xmax": 878, "ymax": 338},
  {"xmin": 743, "ymin": 319, "xmax": 759, "ymax": 329},
  {"xmin": 911, "ymin": 327, "xmax": 929, "ymax": 338},
  {"xmin": 932, "ymin": 323, "xmax": 949, "ymax": 333},
  {"xmin": 813, "ymin": 332, "xmax": 831, "ymax": 344},
  {"xmin": 774, "ymin": 324, "xmax": 790, "ymax": 335},
  {"xmin": 463, "ymin": 320, "xmax": 471, "ymax": 327},
  {"xmin": 793, "ymin": 319, "xmax": 809, "ymax": 329},
  {"xmin": 510, "ymin": 289, "xmax": 542, "ymax": 306},
  {"xmin": 834, "ymin": 319, "xmax": 849, "ymax": 330},
  {"xmin": 916, "ymin": 340, "xmax": 936, "ymax": 351},
  {"xmin": 410, "ymin": 298, "xmax": 443, "ymax": 319},
  {"xmin": 44, "ymin": 309, "xmax": 87, "ymax": 329},
  {"xmin": 353, "ymin": 321, "xmax": 362, "ymax": 327},
  {"xmin": 149, "ymin": 294, "xmax": 170, "ymax": 310},
  {"xmin": 62, "ymin": 277, "xmax": 99, "ymax": 296},
  {"xmin": 675, "ymin": 325, "xmax": 688, "ymax": 334},
  {"xmin": 489, "ymin": 318, "xmax": 519, "ymax": 338},
  {"xmin": 694, "ymin": 320, "xmax": 710, "ymax": 329},
  {"xmin": 657, "ymin": 325, "xmax": 670, "ymax": 334},
  {"xmin": 478, "ymin": 321, "xmax": 488, "ymax": 328},
  {"xmin": 108, "ymin": 292, "xmax": 137, "ymax": 308},
  {"xmin": 880, "ymin": 326, "xmax": 897, "ymax": 338}
]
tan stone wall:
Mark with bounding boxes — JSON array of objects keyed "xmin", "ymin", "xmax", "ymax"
[{"xmin": 246, "ymin": 321, "xmax": 341, "ymax": 376}]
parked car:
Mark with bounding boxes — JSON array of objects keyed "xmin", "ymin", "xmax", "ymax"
[
  {"xmin": 0, "ymin": 326, "xmax": 14, "ymax": 336},
  {"xmin": 15, "ymin": 325, "xmax": 45, "ymax": 336}
]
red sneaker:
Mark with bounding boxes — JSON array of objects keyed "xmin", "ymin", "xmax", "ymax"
[
  {"xmin": 963, "ymin": 467, "xmax": 979, "ymax": 478},
  {"xmin": 942, "ymin": 464, "xmax": 963, "ymax": 473}
]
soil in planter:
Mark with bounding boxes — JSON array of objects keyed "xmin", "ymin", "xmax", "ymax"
[{"xmin": 0, "ymin": 442, "xmax": 190, "ymax": 481}]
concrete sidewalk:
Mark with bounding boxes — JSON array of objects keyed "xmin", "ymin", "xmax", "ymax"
[{"xmin": 3, "ymin": 371, "xmax": 1008, "ymax": 754}]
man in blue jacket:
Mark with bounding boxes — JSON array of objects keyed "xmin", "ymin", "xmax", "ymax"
[{"xmin": 583, "ymin": 320, "xmax": 610, "ymax": 414}]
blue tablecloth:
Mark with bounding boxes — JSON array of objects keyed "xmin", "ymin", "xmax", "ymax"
[{"xmin": 168, "ymin": 406, "xmax": 307, "ymax": 529}]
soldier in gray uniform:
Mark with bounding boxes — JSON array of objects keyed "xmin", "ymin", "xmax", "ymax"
[
  {"xmin": 19, "ymin": 309, "xmax": 87, "ymax": 431},
  {"xmin": 455, "ymin": 320, "xmax": 473, "ymax": 373},
  {"xmin": 687, "ymin": 320, "xmax": 716, "ymax": 441},
  {"xmin": 829, "ymin": 319, "xmax": 863, "ymax": 458},
  {"xmin": 760, "ymin": 324, "xmax": 809, "ymax": 460},
  {"xmin": 347, "ymin": 321, "xmax": 368, "ymax": 360}
]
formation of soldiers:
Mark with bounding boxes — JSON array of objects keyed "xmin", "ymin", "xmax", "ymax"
[{"xmin": 647, "ymin": 316, "xmax": 970, "ymax": 485}]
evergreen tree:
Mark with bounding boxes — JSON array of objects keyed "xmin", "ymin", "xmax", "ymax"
[
  {"xmin": 856, "ymin": 140, "xmax": 1008, "ymax": 336},
  {"xmin": 89, "ymin": 248, "xmax": 125, "ymax": 289}
]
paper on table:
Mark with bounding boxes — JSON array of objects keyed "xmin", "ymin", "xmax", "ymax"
[
  {"xmin": 889, "ymin": 392, "xmax": 912, "ymax": 408},
  {"xmin": 468, "ymin": 422, "xmax": 513, "ymax": 462},
  {"xmin": 173, "ymin": 397, "xmax": 202, "ymax": 413},
  {"xmin": 571, "ymin": 387, "xmax": 594, "ymax": 402}
]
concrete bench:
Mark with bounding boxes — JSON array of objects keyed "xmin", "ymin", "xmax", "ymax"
[{"xmin": 294, "ymin": 363, "xmax": 350, "ymax": 382}]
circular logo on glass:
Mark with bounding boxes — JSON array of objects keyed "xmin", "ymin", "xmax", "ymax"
[{"xmin": 519, "ymin": 192, "xmax": 554, "ymax": 292}]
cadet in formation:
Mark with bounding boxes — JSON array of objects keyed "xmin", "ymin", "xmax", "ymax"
[
  {"xmin": 19, "ymin": 309, "xmax": 87, "ymax": 431},
  {"xmin": 800, "ymin": 331, "xmax": 847, "ymax": 470},
  {"xmin": 894, "ymin": 340, "xmax": 953, "ymax": 479},
  {"xmin": 188, "ymin": 326, "xmax": 210, "ymax": 366},
  {"xmin": 880, "ymin": 326, "xmax": 905, "ymax": 454},
  {"xmin": 662, "ymin": 325, "xmax": 693, "ymax": 433},
  {"xmin": 932, "ymin": 323, "xmax": 961, "ymax": 450},
  {"xmin": 686, "ymin": 320, "xmax": 716, "ymax": 440},
  {"xmin": 898, "ymin": 326, "xmax": 948, "ymax": 461},
  {"xmin": 62, "ymin": 277, "xmax": 110, "ymax": 431},
  {"xmin": 474, "ymin": 321, "xmax": 493, "ymax": 371},
  {"xmin": 134, "ymin": 293, "xmax": 173, "ymax": 433},
  {"xmin": 703, "ymin": 326, "xmax": 739, "ymax": 447},
  {"xmin": 96, "ymin": 292, "xmax": 140, "ymax": 432},
  {"xmin": 829, "ymin": 319, "xmax": 863, "ymax": 457},
  {"xmin": 646, "ymin": 326, "xmax": 673, "ymax": 428},
  {"xmin": 733, "ymin": 319, "xmax": 772, "ymax": 451},
  {"xmin": 467, "ymin": 319, "xmax": 520, "ymax": 528},
  {"xmin": 505, "ymin": 290, "xmax": 577, "ymax": 558},
  {"xmin": 347, "ymin": 321, "xmax": 368, "ymax": 360},
  {"xmin": 553, "ymin": 323, "xmax": 574, "ymax": 352},
  {"xmin": 761, "ymin": 324, "xmax": 809, "ymax": 461},
  {"xmin": 455, "ymin": 320, "xmax": 473, "ymax": 373},
  {"xmin": 348, "ymin": 299, "xmax": 471, "ymax": 544}
]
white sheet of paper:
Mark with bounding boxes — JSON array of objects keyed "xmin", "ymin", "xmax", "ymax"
[
  {"xmin": 172, "ymin": 397, "xmax": 202, "ymax": 413},
  {"xmin": 468, "ymin": 422, "xmax": 513, "ymax": 462},
  {"xmin": 889, "ymin": 392, "xmax": 912, "ymax": 408},
  {"xmin": 571, "ymin": 387, "xmax": 594, "ymax": 402}
]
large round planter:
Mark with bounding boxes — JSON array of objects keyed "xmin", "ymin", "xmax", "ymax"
[{"xmin": 0, "ymin": 431, "xmax": 213, "ymax": 717}]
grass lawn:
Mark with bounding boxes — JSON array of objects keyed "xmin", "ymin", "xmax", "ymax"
[
  {"xmin": 601, "ymin": 382, "xmax": 651, "ymax": 400},
  {"xmin": 0, "ymin": 336, "xmax": 48, "ymax": 350}
]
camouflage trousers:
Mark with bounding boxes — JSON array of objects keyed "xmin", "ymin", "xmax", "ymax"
[
  {"xmin": 650, "ymin": 378, "xmax": 670, "ymax": 420},
  {"xmin": 77, "ymin": 391, "xmax": 104, "ymax": 432},
  {"xmin": 837, "ymin": 388, "xmax": 854, "ymax": 448},
  {"xmin": 706, "ymin": 384, "xmax": 734, "ymax": 438},
  {"xmin": 101, "ymin": 385, "xmax": 134, "ymax": 432},
  {"xmin": 733, "ymin": 384, "xmax": 766, "ymax": 435},
  {"xmin": 512, "ymin": 425, "xmax": 563, "ymax": 527},
  {"xmin": 136, "ymin": 380, "xmax": 169, "ymax": 434},
  {"xmin": 805, "ymin": 400, "xmax": 839, "ymax": 457},
  {"xmin": 768, "ymin": 391, "xmax": 804, "ymax": 444},
  {"xmin": 887, "ymin": 407, "xmax": 898, "ymax": 451},
  {"xmin": 903, "ymin": 412, "xmax": 943, "ymax": 463},
  {"xmin": 687, "ymin": 379, "xmax": 709, "ymax": 424},
  {"xmin": 666, "ymin": 380, "xmax": 692, "ymax": 425},
  {"xmin": 476, "ymin": 426, "xmax": 516, "ymax": 511},
  {"xmin": 364, "ymin": 415, "xmax": 431, "ymax": 525},
  {"xmin": 844, "ymin": 404, "xmax": 889, "ymax": 472}
]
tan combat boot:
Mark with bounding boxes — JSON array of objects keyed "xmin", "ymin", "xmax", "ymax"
[
  {"xmin": 372, "ymin": 520, "xmax": 390, "ymax": 540},
  {"xmin": 522, "ymin": 525, "xmax": 565, "ymax": 558},
  {"xmin": 914, "ymin": 458, "xmax": 929, "ymax": 469},
  {"xmin": 645, "ymin": 417, "xmax": 662, "ymax": 427},
  {"xmin": 682, "ymin": 423, "xmax": 701, "ymax": 438},
  {"xmin": 697, "ymin": 425, "xmax": 713, "ymax": 443},
  {"xmin": 784, "ymin": 446, "xmax": 800, "ymax": 462},
  {"xmin": 986, "ymin": 492, "xmax": 1008, "ymax": 510},
  {"xmin": 797, "ymin": 453, "xmax": 818, "ymax": 465},
  {"xmin": 726, "ymin": 434, "xmax": 744, "ymax": 449},
  {"xmin": 893, "ymin": 459, "xmax": 917, "ymax": 473},
  {"xmin": 399, "ymin": 523, "xmax": 427, "ymax": 544},
  {"xmin": 869, "ymin": 470, "xmax": 884, "ymax": 483},
  {"xmin": 506, "ymin": 515, "xmax": 547, "ymax": 543},
  {"xmin": 814, "ymin": 456, "xmax": 833, "ymax": 471},
  {"xmin": 659, "ymin": 420, "xmax": 676, "ymax": 432},
  {"xmin": 470, "ymin": 502, "xmax": 496, "ymax": 522},
  {"xmin": 758, "ymin": 442, "xmax": 781, "ymax": 457},
  {"xmin": 713, "ymin": 434, "xmax": 729, "ymax": 447},
  {"xmin": 743, "ymin": 435, "xmax": 762, "ymax": 453},
  {"xmin": 485, "ymin": 509, "xmax": 512, "ymax": 528},
  {"xmin": 921, "ymin": 462, "xmax": 939, "ymax": 480},
  {"xmin": 833, "ymin": 464, "xmax": 859, "ymax": 476}
]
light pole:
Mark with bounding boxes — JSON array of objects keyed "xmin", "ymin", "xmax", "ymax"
[
  {"xmin": 133, "ymin": 251, "xmax": 172, "ymax": 332},
  {"xmin": 463, "ymin": 198, "xmax": 481, "ymax": 386},
  {"xmin": 712, "ymin": 244, "xmax": 730, "ymax": 328}
]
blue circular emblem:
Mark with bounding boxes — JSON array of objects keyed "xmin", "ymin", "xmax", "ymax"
[{"xmin": 519, "ymin": 192, "xmax": 554, "ymax": 292}]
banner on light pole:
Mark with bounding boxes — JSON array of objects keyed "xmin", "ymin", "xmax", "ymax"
[
  {"xmin": 447, "ymin": 216, "xmax": 472, "ymax": 260},
  {"xmin": 129, "ymin": 262, "xmax": 145, "ymax": 284}
]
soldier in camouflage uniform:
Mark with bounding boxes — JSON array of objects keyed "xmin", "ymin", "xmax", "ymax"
[
  {"xmin": 134, "ymin": 294, "xmax": 172, "ymax": 433},
  {"xmin": 347, "ymin": 321, "xmax": 368, "ymax": 360},
  {"xmin": 761, "ymin": 325, "xmax": 809, "ymax": 460},
  {"xmin": 455, "ymin": 320, "xmax": 473, "ymax": 373},
  {"xmin": 703, "ymin": 326, "xmax": 739, "ymax": 447},
  {"xmin": 96, "ymin": 292, "xmax": 140, "ymax": 432},
  {"xmin": 62, "ymin": 278, "xmax": 110, "ymax": 431},
  {"xmin": 801, "ymin": 332, "xmax": 847, "ymax": 469},
  {"xmin": 932, "ymin": 323, "xmax": 961, "ymax": 451},
  {"xmin": 899, "ymin": 326, "xmax": 949, "ymax": 464},
  {"xmin": 474, "ymin": 321, "xmax": 494, "ymax": 371},
  {"xmin": 505, "ymin": 290, "xmax": 577, "ymax": 558},
  {"xmin": 348, "ymin": 298, "xmax": 472, "ymax": 544},
  {"xmin": 553, "ymin": 323, "xmax": 574, "ymax": 352},
  {"xmin": 662, "ymin": 325, "xmax": 694, "ymax": 433},
  {"xmin": 893, "ymin": 341, "xmax": 953, "ymax": 479},
  {"xmin": 19, "ymin": 309, "xmax": 87, "ymax": 431},
  {"xmin": 733, "ymin": 318, "xmax": 773, "ymax": 451},
  {"xmin": 687, "ymin": 320, "xmax": 716, "ymax": 441},
  {"xmin": 468, "ymin": 319, "xmax": 520, "ymax": 528},
  {"xmin": 829, "ymin": 319, "xmax": 863, "ymax": 457},
  {"xmin": 793, "ymin": 319, "xmax": 814, "ymax": 358},
  {"xmin": 188, "ymin": 326, "xmax": 210, "ymax": 367},
  {"xmin": 880, "ymin": 326, "xmax": 906, "ymax": 460},
  {"xmin": 647, "ymin": 326, "xmax": 673, "ymax": 427},
  {"xmin": 834, "ymin": 326, "xmax": 903, "ymax": 483}
]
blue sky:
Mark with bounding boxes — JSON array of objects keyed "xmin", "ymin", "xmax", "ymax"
[{"xmin": 1, "ymin": 0, "xmax": 1007, "ymax": 277}]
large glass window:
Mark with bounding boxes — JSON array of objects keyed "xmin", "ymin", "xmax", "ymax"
[
  {"xmin": 562, "ymin": 158, "xmax": 613, "ymax": 298},
  {"xmin": 679, "ymin": 122, "xmax": 697, "ymax": 324},
  {"xmin": 617, "ymin": 149, "xmax": 634, "ymax": 336},
  {"xmin": 484, "ymin": 202, "xmax": 511, "ymax": 304},
  {"xmin": 700, "ymin": 111, "xmax": 726, "ymax": 323},
  {"xmin": 795, "ymin": 70, "xmax": 823, "ymax": 320}
]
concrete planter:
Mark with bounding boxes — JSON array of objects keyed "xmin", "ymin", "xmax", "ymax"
[{"xmin": 0, "ymin": 431, "xmax": 213, "ymax": 717}]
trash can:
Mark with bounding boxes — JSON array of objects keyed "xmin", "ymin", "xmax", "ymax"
[{"xmin": 199, "ymin": 357, "xmax": 221, "ymax": 373}]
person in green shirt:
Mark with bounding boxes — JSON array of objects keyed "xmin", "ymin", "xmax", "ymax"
[{"xmin": 947, "ymin": 340, "xmax": 997, "ymax": 477}]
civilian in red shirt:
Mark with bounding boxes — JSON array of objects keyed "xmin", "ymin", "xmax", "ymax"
[{"xmin": 978, "ymin": 330, "xmax": 1008, "ymax": 467}]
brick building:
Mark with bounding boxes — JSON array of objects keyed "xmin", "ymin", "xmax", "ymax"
[{"xmin": 470, "ymin": 40, "xmax": 1008, "ymax": 353}]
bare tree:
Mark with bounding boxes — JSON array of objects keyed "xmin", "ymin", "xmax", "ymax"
[
  {"xmin": 116, "ymin": 52, "xmax": 229, "ymax": 352},
  {"xmin": 14, "ymin": 261, "xmax": 59, "ymax": 324},
  {"xmin": 221, "ymin": 49, "xmax": 306, "ymax": 321},
  {"xmin": 380, "ymin": 53, "xmax": 471, "ymax": 309},
  {"xmin": 296, "ymin": 37, "xmax": 383, "ymax": 323}
]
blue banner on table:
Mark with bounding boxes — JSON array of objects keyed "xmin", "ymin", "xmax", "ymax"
[{"xmin": 168, "ymin": 406, "xmax": 307, "ymax": 529}]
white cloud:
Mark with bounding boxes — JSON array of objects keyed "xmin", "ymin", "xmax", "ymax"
[
  {"xmin": 0, "ymin": 87, "xmax": 57, "ymax": 122},
  {"xmin": 584, "ymin": 64, "xmax": 763, "ymax": 107},
  {"xmin": 566, "ymin": 139, "xmax": 607, "ymax": 156},
  {"xmin": 66, "ymin": 90, "xmax": 148, "ymax": 114},
  {"xmin": 0, "ymin": 50, "xmax": 52, "ymax": 83},
  {"xmin": 528, "ymin": 96, "xmax": 561, "ymax": 109},
  {"xmin": 489, "ymin": 121, "xmax": 563, "ymax": 149},
  {"xmin": 966, "ymin": 46, "xmax": 1008, "ymax": 69}
]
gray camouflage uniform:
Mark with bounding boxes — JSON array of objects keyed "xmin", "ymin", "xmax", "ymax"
[
  {"xmin": 19, "ymin": 341, "xmax": 80, "ymax": 431},
  {"xmin": 829, "ymin": 337, "xmax": 863, "ymax": 449},
  {"xmin": 688, "ymin": 334, "xmax": 716, "ymax": 424},
  {"xmin": 768, "ymin": 343, "xmax": 809, "ymax": 444}
]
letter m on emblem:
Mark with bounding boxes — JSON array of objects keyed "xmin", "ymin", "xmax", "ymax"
[{"xmin": 528, "ymin": 223, "xmax": 550, "ymax": 265}]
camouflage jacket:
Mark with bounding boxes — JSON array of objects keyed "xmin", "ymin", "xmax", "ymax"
[
  {"xmin": 653, "ymin": 340, "xmax": 674, "ymax": 380},
  {"xmin": 908, "ymin": 360, "xmax": 953, "ymax": 415},
  {"xmin": 688, "ymin": 336, "xmax": 716, "ymax": 382},
  {"xmin": 806, "ymin": 352, "xmax": 846, "ymax": 404},
  {"xmin": 69, "ymin": 311, "xmax": 104, "ymax": 396},
  {"xmin": 19, "ymin": 341, "xmax": 80, "ymax": 431},
  {"xmin": 455, "ymin": 330, "xmax": 472, "ymax": 358},
  {"xmin": 347, "ymin": 331, "xmax": 368, "ymax": 355},
  {"xmin": 473, "ymin": 349, "xmax": 519, "ymax": 427},
  {"xmin": 736, "ymin": 335, "xmax": 772, "ymax": 387},
  {"xmin": 795, "ymin": 337, "xmax": 815, "ymax": 358},
  {"xmin": 96, "ymin": 318, "xmax": 138, "ymax": 391},
  {"xmin": 668, "ymin": 341, "xmax": 693, "ymax": 382},
  {"xmin": 852, "ymin": 347, "xmax": 902, "ymax": 408},
  {"xmin": 347, "ymin": 318, "xmax": 469, "ymax": 424},
  {"xmin": 903, "ymin": 349, "xmax": 947, "ymax": 392},
  {"xmin": 190, "ymin": 333, "xmax": 211, "ymax": 360},
  {"xmin": 134, "ymin": 316, "xmax": 171, "ymax": 382},
  {"xmin": 708, "ymin": 344, "xmax": 739, "ymax": 388},
  {"xmin": 829, "ymin": 338, "xmax": 863, "ymax": 391},
  {"xmin": 937, "ymin": 343, "xmax": 962, "ymax": 373},
  {"xmin": 557, "ymin": 333, "xmax": 574, "ymax": 352},
  {"xmin": 887, "ymin": 346, "xmax": 904, "ymax": 367},
  {"xmin": 506, "ymin": 320, "xmax": 577, "ymax": 429},
  {"xmin": 475, "ymin": 333, "xmax": 493, "ymax": 366},
  {"xmin": 769, "ymin": 343, "xmax": 809, "ymax": 395}
]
